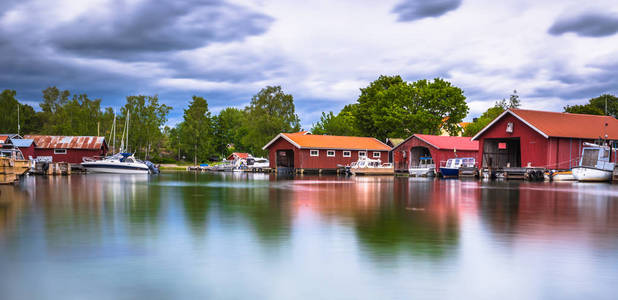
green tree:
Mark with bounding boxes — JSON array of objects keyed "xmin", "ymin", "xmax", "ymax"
[
  {"xmin": 563, "ymin": 94, "xmax": 618, "ymax": 117},
  {"xmin": 496, "ymin": 90, "xmax": 521, "ymax": 110},
  {"xmin": 352, "ymin": 76, "xmax": 469, "ymax": 140},
  {"xmin": 213, "ymin": 107, "xmax": 248, "ymax": 157},
  {"xmin": 121, "ymin": 95, "xmax": 171, "ymax": 159},
  {"xmin": 463, "ymin": 106, "xmax": 505, "ymax": 137},
  {"xmin": 311, "ymin": 106, "xmax": 362, "ymax": 136},
  {"xmin": 180, "ymin": 96, "xmax": 214, "ymax": 164},
  {"xmin": 243, "ymin": 86, "xmax": 301, "ymax": 156},
  {"xmin": 563, "ymin": 104, "xmax": 603, "ymax": 115},
  {"xmin": 0, "ymin": 90, "xmax": 42, "ymax": 134}
]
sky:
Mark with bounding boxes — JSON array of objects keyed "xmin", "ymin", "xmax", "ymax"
[{"xmin": 2, "ymin": 0, "xmax": 618, "ymax": 129}]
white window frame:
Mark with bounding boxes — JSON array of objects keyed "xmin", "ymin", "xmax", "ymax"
[
  {"xmin": 327, "ymin": 150, "xmax": 335, "ymax": 157},
  {"xmin": 358, "ymin": 151, "xmax": 366, "ymax": 157},
  {"xmin": 343, "ymin": 151, "xmax": 351, "ymax": 157},
  {"xmin": 372, "ymin": 152, "xmax": 381, "ymax": 158},
  {"xmin": 54, "ymin": 149, "xmax": 67, "ymax": 155},
  {"xmin": 310, "ymin": 150, "xmax": 319, "ymax": 157}
]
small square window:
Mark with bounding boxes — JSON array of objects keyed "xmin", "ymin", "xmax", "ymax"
[
  {"xmin": 54, "ymin": 149, "xmax": 67, "ymax": 154},
  {"xmin": 327, "ymin": 150, "xmax": 335, "ymax": 157},
  {"xmin": 343, "ymin": 151, "xmax": 351, "ymax": 157},
  {"xmin": 310, "ymin": 150, "xmax": 319, "ymax": 157},
  {"xmin": 358, "ymin": 151, "xmax": 366, "ymax": 157},
  {"xmin": 372, "ymin": 152, "xmax": 381, "ymax": 158}
]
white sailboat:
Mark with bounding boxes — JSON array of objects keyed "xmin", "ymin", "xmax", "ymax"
[
  {"xmin": 82, "ymin": 111, "xmax": 157, "ymax": 174},
  {"xmin": 571, "ymin": 143, "xmax": 614, "ymax": 182}
]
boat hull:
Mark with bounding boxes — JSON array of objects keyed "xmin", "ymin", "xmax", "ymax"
[
  {"xmin": 351, "ymin": 167, "xmax": 394, "ymax": 175},
  {"xmin": 551, "ymin": 171, "xmax": 576, "ymax": 181},
  {"xmin": 81, "ymin": 163, "xmax": 150, "ymax": 174},
  {"xmin": 571, "ymin": 167, "xmax": 612, "ymax": 182},
  {"xmin": 409, "ymin": 167, "xmax": 435, "ymax": 177},
  {"xmin": 440, "ymin": 167, "xmax": 460, "ymax": 177}
]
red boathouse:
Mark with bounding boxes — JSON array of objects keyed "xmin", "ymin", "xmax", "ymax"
[
  {"xmin": 391, "ymin": 134, "xmax": 479, "ymax": 173},
  {"xmin": 471, "ymin": 109, "xmax": 618, "ymax": 169},
  {"xmin": 24, "ymin": 135, "xmax": 108, "ymax": 164},
  {"xmin": 263, "ymin": 132, "xmax": 392, "ymax": 173}
]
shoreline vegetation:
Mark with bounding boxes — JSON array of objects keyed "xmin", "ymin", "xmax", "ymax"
[{"xmin": 1, "ymin": 75, "xmax": 616, "ymax": 165}]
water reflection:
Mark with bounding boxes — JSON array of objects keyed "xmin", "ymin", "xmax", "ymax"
[{"xmin": 1, "ymin": 173, "xmax": 617, "ymax": 299}]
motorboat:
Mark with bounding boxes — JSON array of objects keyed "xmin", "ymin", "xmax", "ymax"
[
  {"xmin": 439, "ymin": 157, "xmax": 476, "ymax": 177},
  {"xmin": 349, "ymin": 157, "xmax": 394, "ymax": 175},
  {"xmin": 81, "ymin": 153, "xmax": 155, "ymax": 174},
  {"xmin": 409, "ymin": 157, "xmax": 435, "ymax": 177},
  {"xmin": 545, "ymin": 170, "xmax": 576, "ymax": 181},
  {"xmin": 246, "ymin": 157, "xmax": 269, "ymax": 171},
  {"xmin": 572, "ymin": 143, "xmax": 615, "ymax": 182}
]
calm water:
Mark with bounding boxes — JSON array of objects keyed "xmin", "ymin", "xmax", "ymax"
[{"xmin": 1, "ymin": 172, "xmax": 618, "ymax": 299}]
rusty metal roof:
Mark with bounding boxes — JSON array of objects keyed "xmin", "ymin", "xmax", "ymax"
[{"xmin": 24, "ymin": 135, "xmax": 106, "ymax": 149}]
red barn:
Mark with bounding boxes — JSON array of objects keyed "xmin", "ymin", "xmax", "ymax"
[
  {"xmin": 391, "ymin": 134, "xmax": 479, "ymax": 173},
  {"xmin": 263, "ymin": 132, "xmax": 392, "ymax": 173},
  {"xmin": 24, "ymin": 135, "xmax": 108, "ymax": 164},
  {"xmin": 471, "ymin": 108, "xmax": 618, "ymax": 169}
]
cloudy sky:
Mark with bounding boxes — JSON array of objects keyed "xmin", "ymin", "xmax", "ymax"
[{"xmin": 2, "ymin": 0, "xmax": 618, "ymax": 128}]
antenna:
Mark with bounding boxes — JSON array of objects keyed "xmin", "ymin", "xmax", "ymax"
[{"xmin": 17, "ymin": 104, "xmax": 20, "ymax": 135}]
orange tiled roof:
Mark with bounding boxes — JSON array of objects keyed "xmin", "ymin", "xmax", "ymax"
[
  {"xmin": 473, "ymin": 109, "xmax": 618, "ymax": 140},
  {"xmin": 0, "ymin": 136, "xmax": 8, "ymax": 144},
  {"xmin": 264, "ymin": 132, "xmax": 391, "ymax": 151},
  {"xmin": 227, "ymin": 152, "xmax": 250, "ymax": 160}
]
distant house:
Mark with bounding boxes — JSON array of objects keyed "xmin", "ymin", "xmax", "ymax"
[
  {"xmin": 392, "ymin": 134, "xmax": 479, "ymax": 173},
  {"xmin": 263, "ymin": 132, "xmax": 392, "ymax": 173},
  {"xmin": 227, "ymin": 152, "xmax": 250, "ymax": 161},
  {"xmin": 24, "ymin": 135, "xmax": 108, "ymax": 164},
  {"xmin": 9, "ymin": 139, "xmax": 36, "ymax": 159},
  {"xmin": 471, "ymin": 108, "xmax": 618, "ymax": 169}
]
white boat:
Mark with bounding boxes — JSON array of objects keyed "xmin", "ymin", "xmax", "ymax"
[
  {"xmin": 409, "ymin": 157, "xmax": 435, "ymax": 177},
  {"xmin": 246, "ymin": 157, "xmax": 269, "ymax": 171},
  {"xmin": 545, "ymin": 170, "xmax": 576, "ymax": 181},
  {"xmin": 572, "ymin": 143, "xmax": 614, "ymax": 182},
  {"xmin": 350, "ymin": 157, "xmax": 394, "ymax": 175},
  {"xmin": 439, "ymin": 157, "xmax": 476, "ymax": 177},
  {"xmin": 82, "ymin": 153, "xmax": 151, "ymax": 174}
]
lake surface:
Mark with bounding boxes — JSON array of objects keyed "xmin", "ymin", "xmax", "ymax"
[{"xmin": 1, "ymin": 172, "xmax": 618, "ymax": 299}]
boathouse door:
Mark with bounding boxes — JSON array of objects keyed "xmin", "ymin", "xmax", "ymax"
[
  {"xmin": 482, "ymin": 138, "xmax": 521, "ymax": 168},
  {"xmin": 276, "ymin": 150, "xmax": 294, "ymax": 173}
]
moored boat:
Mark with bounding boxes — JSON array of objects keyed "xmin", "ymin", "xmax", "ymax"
[
  {"xmin": 439, "ymin": 157, "xmax": 476, "ymax": 177},
  {"xmin": 545, "ymin": 170, "xmax": 576, "ymax": 181},
  {"xmin": 81, "ymin": 153, "xmax": 152, "ymax": 174},
  {"xmin": 349, "ymin": 157, "xmax": 394, "ymax": 175},
  {"xmin": 408, "ymin": 157, "xmax": 435, "ymax": 177},
  {"xmin": 572, "ymin": 143, "xmax": 614, "ymax": 182}
]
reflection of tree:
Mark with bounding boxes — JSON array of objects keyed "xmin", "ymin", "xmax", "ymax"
[
  {"xmin": 478, "ymin": 181, "xmax": 520, "ymax": 237},
  {"xmin": 352, "ymin": 178, "xmax": 460, "ymax": 261},
  {"xmin": 179, "ymin": 181, "xmax": 211, "ymax": 235}
]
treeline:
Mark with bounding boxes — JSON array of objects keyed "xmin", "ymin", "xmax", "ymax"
[{"xmin": 0, "ymin": 85, "xmax": 300, "ymax": 163}]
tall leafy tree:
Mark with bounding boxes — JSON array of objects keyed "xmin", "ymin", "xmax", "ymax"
[
  {"xmin": 121, "ymin": 95, "xmax": 171, "ymax": 159},
  {"xmin": 311, "ymin": 106, "xmax": 362, "ymax": 136},
  {"xmin": 180, "ymin": 96, "xmax": 214, "ymax": 164},
  {"xmin": 243, "ymin": 86, "xmax": 301, "ymax": 156},
  {"xmin": 564, "ymin": 94, "xmax": 618, "ymax": 117},
  {"xmin": 213, "ymin": 107, "xmax": 248, "ymax": 156},
  {"xmin": 0, "ymin": 89, "xmax": 41, "ymax": 134},
  {"xmin": 463, "ymin": 91, "xmax": 521, "ymax": 137},
  {"xmin": 352, "ymin": 76, "xmax": 468, "ymax": 140}
]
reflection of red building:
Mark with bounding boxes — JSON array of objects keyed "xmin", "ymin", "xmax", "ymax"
[
  {"xmin": 472, "ymin": 109, "xmax": 618, "ymax": 169},
  {"xmin": 263, "ymin": 132, "xmax": 391, "ymax": 173},
  {"xmin": 391, "ymin": 134, "xmax": 479, "ymax": 172}
]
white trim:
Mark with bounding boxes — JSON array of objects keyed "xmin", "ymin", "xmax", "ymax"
[
  {"xmin": 372, "ymin": 151, "xmax": 381, "ymax": 158},
  {"xmin": 471, "ymin": 109, "xmax": 549, "ymax": 140},
  {"xmin": 327, "ymin": 150, "xmax": 335, "ymax": 157},
  {"xmin": 310, "ymin": 149, "xmax": 319, "ymax": 157},
  {"xmin": 358, "ymin": 151, "xmax": 367, "ymax": 157},
  {"xmin": 262, "ymin": 133, "xmax": 302, "ymax": 150},
  {"xmin": 54, "ymin": 149, "xmax": 67, "ymax": 154},
  {"xmin": 343, "ymin": 151, "xmax": 351, "ymax": 157}
]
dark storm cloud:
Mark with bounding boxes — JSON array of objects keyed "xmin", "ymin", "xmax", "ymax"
[
  {"xmin": 532, "ymin": 62, "xmax": 618, "ymax": 100},
  {"xmin": 392, "ymin": 0, "xmax": 462, "ymax": 22},
  {"xmin": 548, "ymin": 12, "xmax": 618, "ymax": 37},
  {"xmin": 48, "ymin": 0, "xmax": 273, "ymax": 59}
]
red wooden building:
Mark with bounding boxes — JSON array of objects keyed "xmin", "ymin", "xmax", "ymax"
[
  {"xmin": 471, "ymin": 108, "xmax": 618, "ymax": 169},
  {"xmin": 391, "ymin": 134, "xmax": 479, "ymax": 172},
  {"xmin": 24, "ymin": 135, "xmax": 108, "ymax": 164},
  {"xmin": 263, "ymin": 132, "xmax": 392, "ymax": 173}
]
